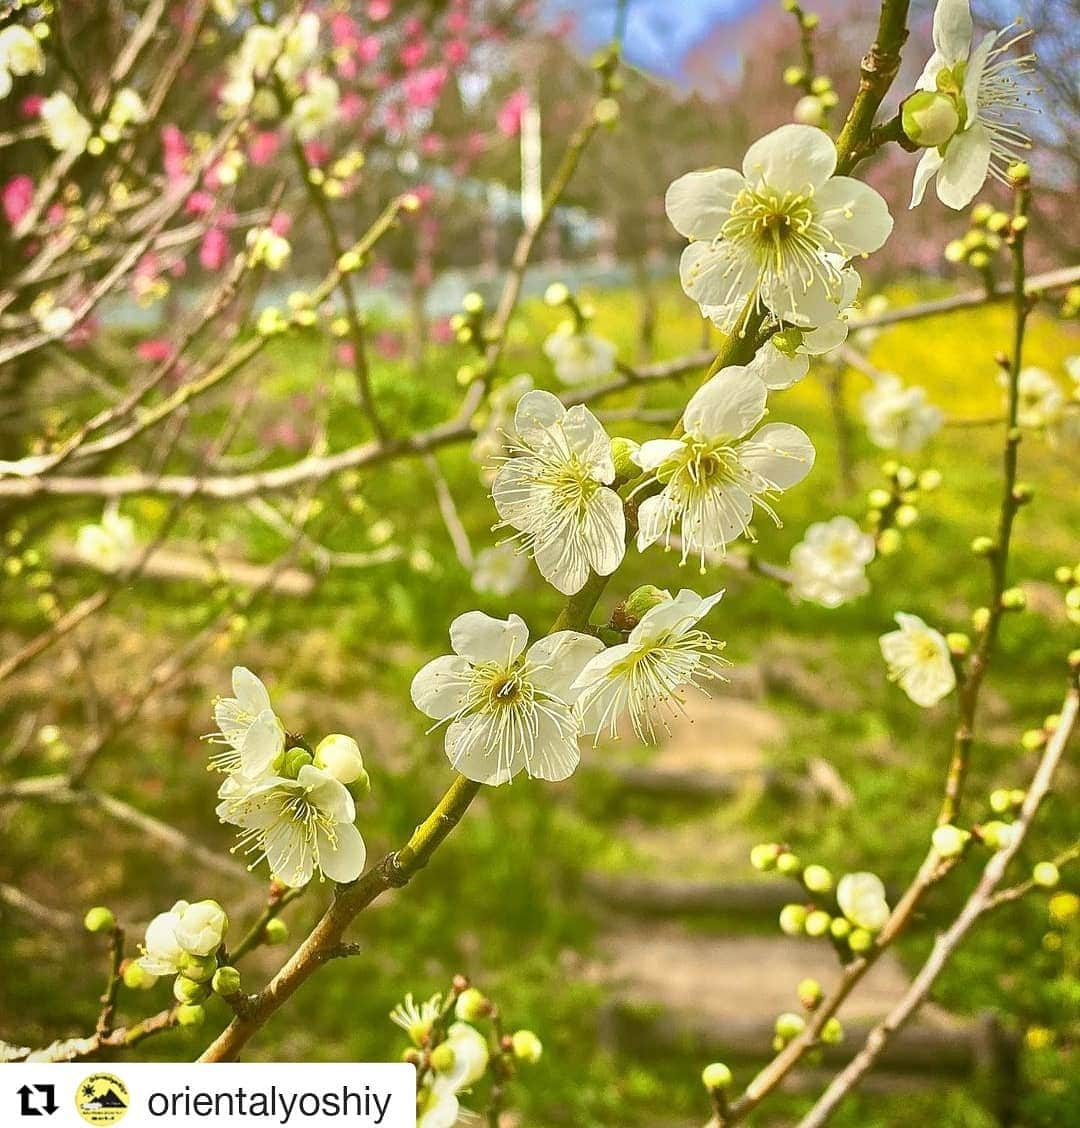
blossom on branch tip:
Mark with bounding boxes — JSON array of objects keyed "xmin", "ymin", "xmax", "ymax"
[
  {"xmin": 879, "ymin": 612, "xmax": 957, "ymax": 707},
  {"xmin": 665, "ymin": 124, "xmax": 892, "ymax": 334},
  {"xmin": 574, "ymin": 588, "xmax": 729, "ymax": 745},
  {"xmin": 491, "ymin": 390, "xmax": 625, "ymax": 596},
  {"xmin": 0, "ymin": 25, "xmax": 45, "ymax": 100},
  {"xmin": 75, "ymin": 509, "xmax": 136, "ymax": 572},
  {"xmin": 410, "ymin": 611, "xmax": 603, "ymax": 785},
  {"xmin": 41, "ymin": 92, "xmax": 92, "ymax": 156},
  {"xmin": 788, "ymin": 516, "xmax": 875, "ymax": 608},
  {"xmin": 910, "ymin": 0, "xmax": 1036, "ymax": 209},
  {"xmin": 209, "ymin": 666, "xmax": 286, "ymax": 778},
  {"xmin": 632, "ymin": 364, "xmax": 815, "ymax": 568},
  {"xmin": 836, "ymin": 872, "xmax": 890, "ymax": 933}
]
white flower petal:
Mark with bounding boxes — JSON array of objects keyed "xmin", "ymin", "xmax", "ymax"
[
  {"xmin": 937, "ymin": 123, "xmax": 991, "ymax": 209},
  {"xmin": 512, "ymin": 389, "xmax": 566, "ymax": 448},
  {"xmin": 742, "ymin": 124, "xmax": 837, "ymax": 192},
  {"xmin": 910, "ymin": 148, "xmax": 944, "ymax": 208},
  {"xmin": 933, "ymin": 0, "xmax": 973, "ymax": 62},
  {"xmin": 747, "ymin": 342, "xmax": 810, "ymax": 390},
  {"xmin": 635, "ymin": 493, "xmax": 673, "ymax": 551},
  {"xmin": 633, "ymin": 439, "xmax": 687, "ymax": 472},
  {"xmin": 232, "ymin": 666, "xmax": 272, "ymax": 716},
  {"xmin": 739, "ymin": 423, "xmax": 816, "ymax": 489},
  {"xmin": 528, "ymin": 631, "xmax": 605, "ymax": 700},
  {"xmin": 316, "ymin": 821, "xmax": 366, "ymax": 883},
  {"xmin": 562, "ymin": 404, "xmax": 615, "ymax": 481},
  {"xmin": 814, "ymin": 177, "xmax": 893, "ymax": 256},
  {"xmin": 583, "ymin": 488, "xmax": 626, "ymax": 576},
  {"xmin": 263, "ymin": 818, "xmax": 314, "ymax": 887},
  {"xmin": 534, "ymin": 533, "xmax": 589, "ymax": 595},
  {"xmin": 240, "ymin": 709, "xmax": 285, "ymax": 778},
  {"xmin": 963, "ymin": 30, "xmax": 997, "ymax": 111},
  {"xmin": 411, "ymin": 654, "xmax": 472, "ymax": 721},
  {"xmin": 298, "ymin": 764, "xmax": 355, "ymax": 825},
  {"xmin": 450, "ymin": 610, "xmax": 529, "ymax": 666},
  {"xmin": 445, "ymin": 714, "xmax": 525, "ymax": 786},
  {"xmin": 683, "ymin": 366, "xmax": 768, "ymax": 441},
  {"xmin": 665, "ymin": 167, "xmax": 743, "ymax": 239},
  {"xmin": 679, "ymin": 239, "xmax": 750, "ymax": 310},
  {"xmin": 523, "ymin": 702, "xmax": 582, "ymax": 781}
]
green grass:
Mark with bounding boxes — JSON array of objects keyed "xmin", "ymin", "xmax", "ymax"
[{"xmin": 1, "ymin": 278, "xmax": 1077, "ymax": 1127}]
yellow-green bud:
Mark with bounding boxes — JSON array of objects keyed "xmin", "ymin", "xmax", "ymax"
[
  {"xmin": 877, "ymin": 528, "xmax": 902, "ymax": 556},
  {"xmin": 1069, "ymin": 649, "xmax": 1080, "ymax": 671},
  {"xmin": 779, "ymin": 904, "xmax": 807, "ymax": 935},
  {"xmin": 462, "ymin": 291, "xmax": 484, "ymax": 315},
  {"xmin": 988, "ymin": 788, "xmax": 1012, "ymax": 814},
  {"xmin": 180, "ymin": 953, "xmax": 218, "ymax": 982},
  {"xmin": 1033, "ymin": 862, "xmax": 1060, "ymax": 888},
  {"xmin": 173, "ymin": 975, "xmax": 210, "ymax": 1004},
  {"xmin": 902, "ymin": 90, "xmax": 961, "ymax": 147},
  {"xmin": 176, "ymin": 1003, "xmax": 206, "ymax": 1027},
  {"xmin": 1021, "ymin": 728, "xmax": 1046, "ymax": 751},
  {"xmin": 793, "ymin": 95, "xmax": 824, "ymax": 126},
  {"xmin": 801, "ymin": 12, "xmax": 819, "ymax": 29},
  {"xmin": 944, "ymin": 239, "xmax": 967, "ymax": 263},
  {"xmin": 802, "ymin": 865, "xmax": 833, "ymax": 894},
  {"xmin": 972, "ymin": 606, "xmax": 991, "ymax": 632},
  {"xmin": 594, "ymin": 97, "xmax": 620, "ymax": 126},
  {"xmin": 1001, "ymin": 587, "xmax": 1026, "ymax": 611},
  {"xmin": 702, "ymin": 1062, "xmax": 733, "ymax": 1090},
  {"xmin": 971, "ymin": 536, "xmax": 996, "ymax": 556},
  {"xmin": 987, "ymin": 211, "xmax": 1010, "ymax": 233},
  {"xmin": 264, "ymin": 918, "xmax": 288, "ymax": 945},
  {"xmin": 946, "ymin": 632, "xmax": 970, "ymax": 657},
  {"xmin": 1007, "ymin": 161, "xmax": 1030, "ymax": 184},
  {"xmin": 122, "ymin": 962, "xmax": 157, "ymax": 990},
  {"xmin": 455, "ymin": 987, "xmax": 489, "ymax": 1022},
  {"xmin": 400, "ymin": 193, "xmax": 421, "ymax": 212},
  {"xmin": 84, "ymin": 906, "xmax": 116, "ymax": 934},
  {"xmin": 511, "ymin": 1029, "xmax": 543, "ymax": 1063},
  {"xmin": 456, "ymin": 364, "xmax": 476, "ymax": 387},
  {"xmin": 283, "ymin": 747, "xmax": 313, "ymax": 777},
  {"xmin": 968, "ymin": 250, "xmax": 991, "ymax": 271},
  {"xmin": 805, "ymin": 910, "xmax": 832, "ymax": 937},
  {"xmin": 1054, "ymin": 565, "xmax": 1073, "ymax": 584},
  {"xmin": 971, "ymin": 202, "xmax": 994, "ymax": 226},
  {"xmin": 931, "ymin": 824, "xmax": 970, "ymax": 858},
  {"xmin": 894, "ymin": 504, "xmax": 919, "ymax": 528},
  {"xmin": 981, "ymin": 821, "xmax": 1014, "ymax": 851},
  {"xmin": 337, "ymin": 250, "xmax": 362, "ymax": 273},
  {"xmin": 775, "ymin": 1012, "xmax": 806, "ymax": 1040},
  {"xmin": 212, "ymin": 966, "xmax": 242, "ymax": 996},
  {"xmin": 829, "ymin": 917, "xmax": 851, "ymax": 940},
  {"xmin": 848, "ymin": 928, "xmax": 873, "ymax": 953},
  {"xmin": 1012, "ymin": 483, "xmax": 1034, "ymax": 504},
  {"xmin": 776, "ymin": 851, "xmax": 801, "ymax": 875},
  {"xmin": 867, "ymin": 488, "xmax": 892, "ymax": 509},
  {"xmin": 1066, "ymin": 587, "xmax": 1080, "ymax": 611},
  {"xmin": 783, "ymin": 66, "xmax": 806, "ymax": 87},
  {"xmin": 544, "ymin": 282, "xmax": 570, "ymax": 307},
  {"xmin": 821, "ymin": 1017, "xmax": 844, "ymax": 1045},
  {"xmin": 429, "ymin": 1043, "xmax": 457, "ymax": 1072},
  {"xmin": 750, "ymin": 843, "xmax": 781, "ymax": 871},
  {"xmin": 797, "ymin": 978, "xmax": 823, "ymax": 1009},
  {"xmin": 616, "ymin": 586, "xmax": 672, "ymax": 631},
  {"xmin": 810, "ymin": 75, "xmax": 832, "ymax": 95},
  {"xmin": 1011, "ymin": 215, "xmax": 1029, "ymax": 234},
  {"xmin": 314, "ymin": 734, "xmax": 366, "ymax": 786},
  {"xmin": 611, "ymin": 436, "xmax": 641, "ymax": 482}
]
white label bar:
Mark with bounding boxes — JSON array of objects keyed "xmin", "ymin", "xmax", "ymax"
[{"xmin": 1, "ymin": 1063, "xmax": 416, "ymax": 1127}]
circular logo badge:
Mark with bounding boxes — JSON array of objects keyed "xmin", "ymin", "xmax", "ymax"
[{"xmin": 75, "ymin": 1073, "xmax": 129, "ymax": 1125}]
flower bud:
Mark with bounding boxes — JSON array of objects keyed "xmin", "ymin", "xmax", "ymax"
[
  {"xmin": 173, "ymin": 975, "xmax": 210, "ymax": 1004},
  {"xmin": 594, "ymin": 97, "xmax": 620, "ymax": 126},
  {"xmin": 848, "ymin": 928, "xmax": 873, "ymax": 953},
  {"xmin": 776, "ymin": 851, "xmax": 801, "ymax": 875},
  {"xmin": 988, "ymin": 788, "xmax": 1012, "ymax": 814},
  {"xmin": 946, "ymin": 632, "xmax": 970, "ymax": 657},
  {"xmin": 894, "ymin": 504, "xmax": 919, "ymax": 528},
  {"xmin": 779, "ymin": 904, "xmax": 807, "ymax": 936},
  {"xmin": 867, "ymin": 488, "xmax": 892, "ymax": 510},
  {"xmin": 544, "ymin": 282, "xmax": 570, "ymax": 307},
  {"xmin": 1000, "ymin": 587, "xmax": 1026, "ymax": 611},
  {"xmin": 455, "ymin": 987, "xmax": 489, "ymax": 1022},
  {"xmin": 971, "ymin": 536, "xmax": 996, "ymax": 557},
  {"xmin": 176, "ymin": 1003, "xmax": 206, "ymax": 1027},
  {"xmin": 783, "ymin": 66, "xmax": 806, "ymax": 87},
  {"xmin": 804, "ymin": 910, "xmax": 832, "ymax": 937},
  {"xmin": 944, "ymin": 239, "xmax": 967, "ymax": 263},
  {"xmin": 314, "ymin": 734, "xmax": 367, "ymax": 786},
  {"xmin": 918, "ymin": 469, "xmax": 942, "ymax": 491},
  {"xmin": 429, "ymin": 1043, "xmax": 457, "ymax": 1072},
  {"xmin": 971, "ymin": 606, "xmax": 991, "ymax": 632},
  {"xmin": 613, "ymin": 585, "xmax": 672, "ymax": 631},
  {"xmin": 877, "ymin": 528, "xmax": 902, "ymax": 556},
  {"xmin": 1012, "ymin": 483, "xmax": 1034, "ymax": 504},
  {"xmin": 821, "ymin": 1017, "xmax": 844, "ymax": 1045},
  {"xmin": 701, "ymin": 1062, "xmax": 733, "ymax": 1091},
  {"xmin": 122, "ymin": 962, "xmax": 157, "ymax": 990},
  {"xmin": 775, "ymin": 1012, "xmax": 806, "ymax": 1041},
  {"xmin": 980, "ymin": 821, "xmax": 1014, "ymax": 851},
  {"xmin": 902, "ymin": 91, "xmax": 961, "ymax": 147},
  {"xmin": 1049, "ymin": 892, "xmax": 1079, "ymax": 924},
  {"xmin": 1033, "ymin": 862, "xmax": 1059, "ymax": 888},
  {"xmin": 793, "ymin": 95, "xmax": 824, "ymax": 126},
  {"xmin": 610, "ymin": 437, "xmax": 641, "ymax": 482},
  {"xmin": 802, "ymin": 864, "xmax": 833, "ymax": 894},
  {"xmin": 931, "ymin": 824, "xmax": 969, "ymax": 858},
  {"xmin": 212, "ymin": 966, "xmax": 242, "ymax": 996},
  {"xmin": 1021, "ymin": 728, "xmax": 1046, "ymax": 751},
  {"xmin": 283, "ymin": 747, "xmax": 314, "ymax": 777},
  {"xmin": 968, "ymin": 250, "xmax": 991, "ymax": 271},
  {"xmin": 264, "ymin": 918, "xmax": 289, "ymax": 945},
  {"xmin": 829, "ymin": 917, "xmax": 851, "ymax": 940},
  {"xmin": 175, "ymin": 900, "xmax": 228, "ymax": 956},
  {"xmin": 84, "ymin": 906, "xmax": 116, "ymax": 934},
  {"xmin": 750, "ymin": 843, "xmax": 781, "ymax": 872},
  {"xmin": 180, "ymin": 952, "xmax": 218, "ymax": 982},
  {"xmin": 1007, "ymin": 161, "xmax": 1030, "ymax": 185},
  {"xmin": 511, "ymin": 1029, "xmax": 543, "ymax": 1064},
  {"xmin": 797, "ymin": 978, "xmax": 823, "ymax": 1009},
  {"xmin": 462, "ymin": 291, "xmax": 484, "ymax": 315}
]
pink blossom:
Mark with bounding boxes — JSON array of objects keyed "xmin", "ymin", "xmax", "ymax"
[
  {"xmin": 199, "ymin": 227, "xmax": 229, "ymax": 271},
  {"xmin": 269, "ymin": 211, "xmax": 292, "ymax": 236},
  {"xmin": 367, "ymin": 0, "xmax": 391, "ymax": 21},
  {"xmin": 465, "ymin": 132, "xmax": 487, "ymax": 157},
  {"xmin": 248, "ymin": 131, "xmax": 281, "ymax": 166},
  {"xmin": 355, "ymin": 34, "xmax": 381, "ymax": 63},
  {"xmin": 403, "ymin": 16, "xmax": 423, "ymax": 37},
  {"xmin": 375, "ymin": 330, "xmax": 403, "ymax": 359},
  {"xmin": 402, "ymin": 65, "xmax": 447, "ymax": 109},
  {"xmin": 20, "ymin": 94, "xmax": 43, "ymax": 117},
  {"xmin": 185, "ymin": 190, "xmax": 215, "ymax": 215},
  {"xmin": 445, "ymin": 10, "xmax": 470, "ymax": 34},
  {"xmin": 330, "ymin": 13, "xmax": 359, "ymax": 46},
  {"xmin": 400, "ymin": 39, "xmax": 427, "ymax": 68},
  {"xmin": 339, "ymin": 92, "xmax": 365, "ymax": 121},
  {"xmin": 337, "ymin": 54, "xmax": 358, "ymax": 80},
  {"xmin": 161, "ymin": 124, "xmax": 190, "ymax": 178},
  {"xmin": 46, "ymin": 203, "xmax": 66, "ymax": 227},
  {"xmin": 137, "ymin": 338, "xmax": 173, "ymax": 362},
  {"xmin": 170, "ymin": 259, "xmax": 187, "ymax": 278},
  {"xmin": 420, "ymin": 133, "xmax": 444, "ymax": 157},
  {"xmin": 302, "ymin": 141, "xmax": 330, "ymax": 167},
  {"xmin": 2, "ymin": 176, "xmax": 34, "ymax": 226},
  {"xmin": 497, "ymin": 90, "xmax": 528, "ymax": 137},
  {"xmin": 443, "ymin": 40, "xmax": 469, "ymax": 66},
  {"xmin": 335, "ymin": 342, "xmax": 356, "ymax": 367},
  {"xmin": 430, "ymin": 317, "xmax": 454, "ymax": 344}
]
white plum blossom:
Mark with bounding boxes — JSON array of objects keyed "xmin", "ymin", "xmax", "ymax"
[
  {"xmin": 107, "ymin": 88, "xmax": 147, "ymax": 130},
  {"xmin": 216, "ymin": 763, "xmax": 366, "ymax": 887},
  {"xmin": 276, "ymin": 11, "xmax": 321, "ymax": 81},
  {"xmin": 436, "ymin": 1022, "xmax": 490, "ymax": 1092},
  {"xmin": 543, "ymin": 322, "xmax": 618, "ymax": 386},
  {"xmin": 391, "ymin": 992, "xmax": 443, "ymax": 1043},
  {"xmin": 289, "ymin": 73, "xmax": 340, "ymax": 140},
  {"xmin": 837, "ymin": 872, "xmax": 891, "ymax": 932},
  {"xmin": 633, "ymin": 364, "xmax": 815, "ymax": 568},
  {"xmin": 471, "ymin": 543, "xmax": 529, "ymax": 597},
  {"xmin": 410, "ymin": 611, "xmax": 603, "ymax": 785},
  {"xmin": 666, "ymin": 124, "xmax": 892, "ymax": 333},
  {"xmin": 491, "ymin": 390, "xmax": 625, "ymax": 596},
  {"xmin": 471, "ymin": 373, "xmax": 534, "ymax": 476},
  {"xmin": 575, "ymin": 589, "xmax": 729, "ymax": 744},
  {"xmin": 172, "ymin": 899, "xmax": 229, "ymax": 956},
  {"xmin": 0, "ymin": 25, "xmax": 45, "ymax": 99},
  {"xmin": 1010, "ymin": 367, "xmax": 1065, "ymax": 431},
  {"xmin": 789, "ymin": 516, "xmax": 875, "ymax": 608},
  {"xmin": 879, "ymin": 612, "xmax": 957, "ymax": 707},
  {"xmin": 860, "ymin": 375, "xmax": 943, "ymax": 452},
  {"xmin": 75, "ymin": 509, "xmax": 136, "ymax": 572},
  {"xmin": 910, "ymin": 0, "xmax": 1036, "ymax": 209},
  {"xmin": 136, "ymin": 899, "xmax": 228, "ymax": 976},
  {"xmin": 41, "ymin": 92, "xmax": 93, "ymax": 156},
  {"xmin": 238, "ymin": 25, "xmax": 282, "ymax": 80},
  {"xmin": 209, "ymin": 666, "xmax": 286, "ymax": 778}
]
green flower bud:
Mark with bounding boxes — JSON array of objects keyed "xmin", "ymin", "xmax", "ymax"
[
  {"xmin": 797, "ymin": 978, "xmax": 823, "ymax": 1009},
  {"xmin": 848, "ymin": 928, "xmax": 874, "ymax": 953},
  {"xmin": 750, "ymin": 843, "xmax": 781, "ymax": 872},
  {"xmin": 981, "ymin": 821, "xmax": 1014, "ymax": 851},
  {"xmin": 987, "ymin": 211, "xmax": 1011, "ymax": 233},
  {"xmin": 264, "ymin": 918, "xmax": 289, "ymax": 945},
  {"xmin": 122, "ymin": 962, "xmax": 157, "ymax": 990},
  {"xmin": 702, "ymin": 1062, "xmax": 733, "ymax": 1090},
  {"xmin": 1066, "ymin": 587, "xmax": 1080, "ymax": 611},
  {"xmin": 829, "ymin": 917, "xmax": 851, "ymax": 940},
  {"xmin": 810, "ymin": 75, "xmax": 832, "ymax": 95},
  {"xmin": 511, "ymin": 1029, "xmax": 543, "ymax": 1064},
  {"xmin": 972, "ymin": 606, "xmax": 991, "ymax": 632},
  {"xmin": 429, "ymin": 1042, "xmax": 457, "ymax": 1072},
  {"xmin": 801, "ymin": 12, "xmax": 819, "ymax": 29},
  {"xmin": 283, "ymin": 747, "xmax": 314, "ymax": 777},
  {"xmin": 173, "ymin": 975, "xmax": 210, "ymax": 1004},
  {"xmin": 902, "ymin": 90, "xmax": 961, "ymax": 147},
  {"xmin": 776, "ymin": 851, "xmax": 801, "ymax": 875},
  {"xmin": 988, "ymin": 788, "xmax": 1012, "ymax": 814},
  {"xmin": 894, "ymin": 504, "xmax": 919, "ymax": 528},
  {"xmin": 1033, "ymin": 862, "xmax": 1059, "ymax": 889},
  {"xmin": 456, "ymin": 364, "xmax": 476, "ymax": 387},
  {"xmin": 877, "ymin": 529, "xmax": 902, "ymax": 556},
  {"xmin": 779, "ymin": 904, "xmax": 807, "ymax": 936},
  {"xmin": 462, "ymin": 291, "xmax": 484, "ymax": 315},
  {"xmin": 544, "ymin": 282, "xmax": 570, "ymax": 307},
  {"xmin": 176, "ymin": 1003, "xmax": 206, "ymax": 1027},
  {"xmin": 610, "ymin": 437, "xmax": 641, "ymax": 482},
  {"xmin": 931, "ymin": 824, "xmax": 970, "ymax": 858},
  {"xmin": 613, "ymin": 585, "xmax": 672, "ymax": 632},
  {"xmin": 593, "ymin": 97, "xmax": 620, "ymax": 126},
  {"xmin": 946, "ymin": 632, "xmax": 970, "ymax": 657},
  {"xmin": 84, "ymin": 906, "xmax": 116, "ymax": 934},
  {"xmin": 793, "ymin": 95, "xmax": 824, "ymax": 127},
  {"xmin": 314, "ymin": 734, "xmax": 366, "ymax": 786},
  {"xmin": 775, "ymin": 1012, "xmax": 806, "ymax": 1040},
  {"xmin": 1021, "ymin": 728, "xmax": 1046, "ymax": 751},
  {"xmin": 968, "ymin": 250, "xmax": 991, "ymax": 271},
  {"xmin": 802, "ymin": 864, "xmax": 833, "ymax": 894},
  {"xmin": 821, "ymin": 1017, "xmax": 844, "ymax": 1045},
  {"xmin": 212, "ymin": 966, "xmax": 242, "ymax": 996},
  {"xmin": 783, "ymin": 65, "xmax": 806, "ymax": 87},
  {"xmin": 1001, "ymin": 587, "xmax": 1026, "ymax": 611},
  {"xmin": 180, "ymin": 953, "xmax": 218, "ymax": 982},
  {"xmin": 455, "ymin": 987, "xmax": 489, "ymax": 1022},
  {"xmin": 918, "ymin": 469, "xmax": 942, "ymax": 491},
  {"xmin": 337, "ymin": 250, "xmax": 362, "ymax": 273},
  {"xmin": 867, "ymin": 488, "xmax": 892, "ymax": 510},
  {"xmin": 971, "ymin": 202, "xmax": 994, "ymax": 226},
  {"xmin": 1007, "ymin": 161, "xmax": 1030, "ymax": 184},
  {"xmin": 944, "ymin": 239, "xmax": 967, "ymax": 263},
  {"xmin": 805, "ymin": 910, "xmax": 832, "ymax": 937}
]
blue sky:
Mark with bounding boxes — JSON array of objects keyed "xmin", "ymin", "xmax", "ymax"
[{"xmin": 542, "ymin": 0, "xmax": 765, "ymax": 79}]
